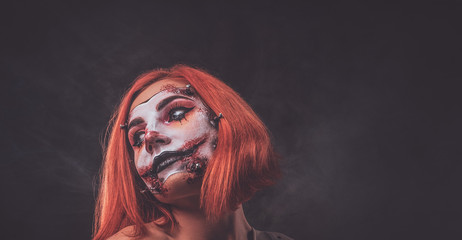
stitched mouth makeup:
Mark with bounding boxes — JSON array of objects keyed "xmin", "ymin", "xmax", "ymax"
[{"xmin": 140, "ymin": 137, "xmax": 206, "ymax": 179}]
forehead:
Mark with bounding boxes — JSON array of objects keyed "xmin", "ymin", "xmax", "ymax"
[{"xmin": 130, "ymin": 78, "xmax": 190, "ymax": 111}]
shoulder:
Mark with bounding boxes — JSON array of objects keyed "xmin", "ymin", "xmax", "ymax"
[
  {"xmin": 254, "ymin": 228, "xmax": 294, "ymax": 240},
  {"xmin": 107, "ymin": 226, "xmax": 136, "ymax": 240},
  {"xmin": 107, "ymin": 223, "xmax": 170, "ymax": 240}
]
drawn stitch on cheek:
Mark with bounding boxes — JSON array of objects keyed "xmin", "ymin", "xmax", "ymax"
[{"xmin": 186, "ymin": 157, "xmax": 207, "ymax": 184}]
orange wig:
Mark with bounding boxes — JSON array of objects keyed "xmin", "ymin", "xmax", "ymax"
[{"xmin": 92, "ymin": 65, "xmax": 280, "ymax": 240}]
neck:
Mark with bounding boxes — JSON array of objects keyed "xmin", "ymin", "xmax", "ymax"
[{"xmin": 169, "ymin": 195, "xmax": 252, "ymax": 240}]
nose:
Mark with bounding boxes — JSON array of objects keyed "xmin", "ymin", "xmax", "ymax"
[{"xmin": 144, "ymin": 130, "xmax": 171, "ymax": 154}]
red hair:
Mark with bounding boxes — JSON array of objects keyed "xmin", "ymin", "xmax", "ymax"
[{"xmin": 92, "ymin": 65, "xmax": 280, "ymax": 240}]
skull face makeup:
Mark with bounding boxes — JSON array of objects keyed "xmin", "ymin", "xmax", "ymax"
[{"xmin": 127, "ymin": 79, "xmax": 218, "ymax": 198}]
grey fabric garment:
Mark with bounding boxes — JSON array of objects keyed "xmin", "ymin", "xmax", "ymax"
[{"xmin": 251, "ymin": 228, "xmax": 294, "ymax": 240}]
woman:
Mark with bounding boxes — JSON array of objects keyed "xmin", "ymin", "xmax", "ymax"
[{"xmin": 93, "ymin": 65, "xmax": 292, "ymax": 240}]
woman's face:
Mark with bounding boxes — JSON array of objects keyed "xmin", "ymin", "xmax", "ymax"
[{"xmin": 127, "ymin": 78, "xmax": 218, "ymax": 203}]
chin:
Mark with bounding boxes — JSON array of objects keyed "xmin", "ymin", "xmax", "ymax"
[{"xmin": 153, "ymin": 172, "xmax": 202, "ymax": 204}]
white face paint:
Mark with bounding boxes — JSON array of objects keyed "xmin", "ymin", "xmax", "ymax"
[{"xmin": 127, "ymin": 84, "xmax": 218, "ymax": 195}]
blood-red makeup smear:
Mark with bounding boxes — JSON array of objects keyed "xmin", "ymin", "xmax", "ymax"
[
  {"xmin": 178, "ymin": 135, "xmax": 208, "ymax": 152},
  {"xmin": 138, "ymin": 165, "xmax": 152, "ymax": 179},
  {"xmin": 159, "ymin": 84, "xmax": 177, "ymax": 91},
  {"xmin": 159, "ymin": 85, "xmax": 195, "ymax": 97}
]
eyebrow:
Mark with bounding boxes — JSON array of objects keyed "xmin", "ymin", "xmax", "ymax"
[
  {"xmin": 128, "ymin": 117, "xmax": 145, "ymax": 131},
  {"xmin": 156, "ymin": 95, "xmax": 191, "ymax": 111}
]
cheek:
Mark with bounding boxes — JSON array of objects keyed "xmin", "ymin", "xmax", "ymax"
[
  {"xmin": 133, "ymin": 149, "xmax": 148, "ymax": 173},
  {"xmin": 134, "ymin": 151, "xmax": 140, "ymax": 166}
]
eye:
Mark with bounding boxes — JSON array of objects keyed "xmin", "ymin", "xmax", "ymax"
[
  {"xmin": 168, "ymin": 107, "xmax": 194, "ymax": 122},
  {"xmin": 132, "ymin": 131, "xmax": 145, "ymax": 147}
]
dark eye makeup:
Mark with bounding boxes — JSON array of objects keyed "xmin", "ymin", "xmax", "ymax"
[
  {"xmin": 167, "ymin": 106, "xmax": 195, "ymax": 122},
  {"xmin": 164, "ymin": 100, "xmax": 195, "ymax": 123},
  {"xmin": 132, "ymin": 131, "xmax": 145, "ymax": 147}
]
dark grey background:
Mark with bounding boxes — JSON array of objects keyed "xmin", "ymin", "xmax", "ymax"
[{"xmin": 1, "ymin": 1, "xmax": 461, "ymax": 239}]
